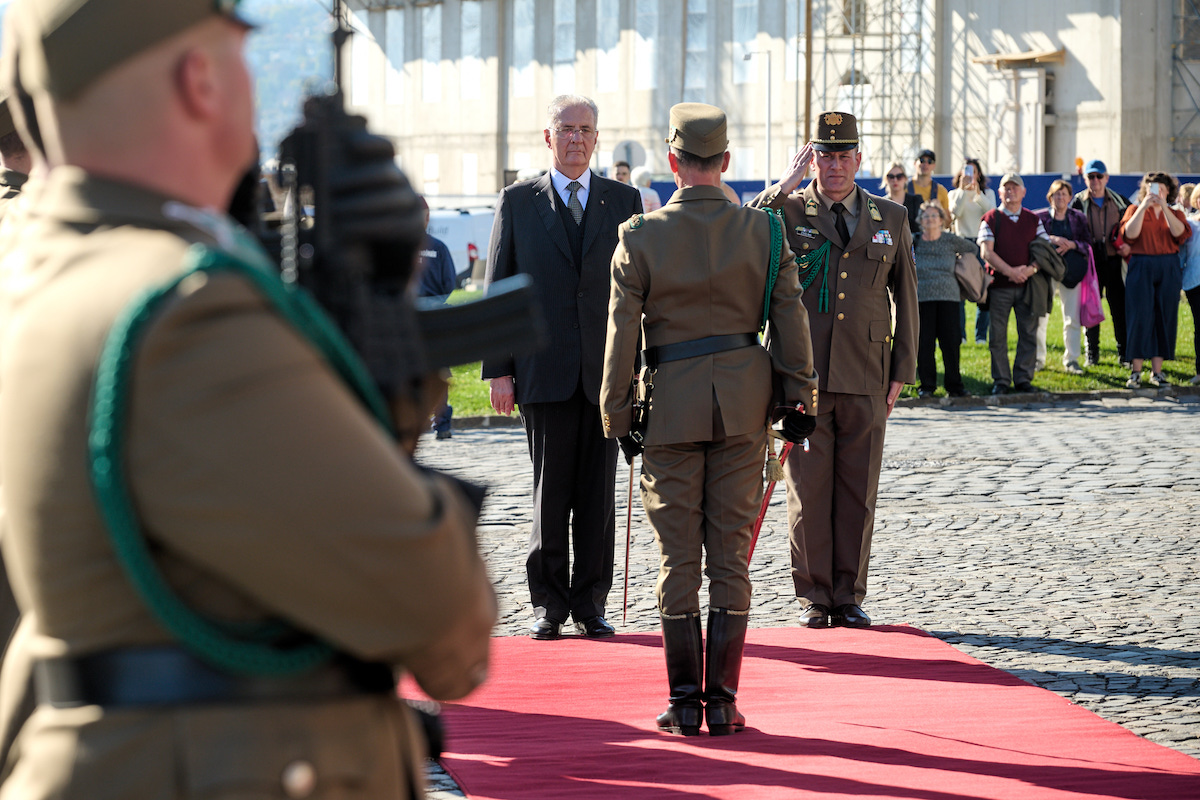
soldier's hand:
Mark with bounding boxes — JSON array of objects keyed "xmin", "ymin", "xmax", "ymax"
[
  {"xmin": 618, "ymin": 434, "xmax": 642, "ymax": 465},
  {"xmin": 771, "ymin": 405, "xmax": 816, "ymax": 444}
]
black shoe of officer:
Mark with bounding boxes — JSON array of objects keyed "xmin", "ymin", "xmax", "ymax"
[{"xmin": 800, "ymin": 603, "xmax": 830, "ymax": 628}]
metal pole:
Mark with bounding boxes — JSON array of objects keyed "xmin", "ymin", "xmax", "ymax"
[
  {"xmin": 765, "ymin": 54, "xmax": 772, "ymax": 190},
  {"xmin": 804, "ymin": 0, "xmax": 813, "ymax": 141}
]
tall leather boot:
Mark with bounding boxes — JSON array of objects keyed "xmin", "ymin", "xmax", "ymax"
[
  {"xmin": 704, "ymin": 608, "xmax": 748, "ymax": 736},
  {"xmin": 655, "ymin": 612, "xmax": 703, "ymax": 736}
]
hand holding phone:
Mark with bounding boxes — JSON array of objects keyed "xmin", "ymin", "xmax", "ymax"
[
  {"xmin": 963, "ymin": 164, "xmax": 974, "ymax": 179},
  {"xmin": 1148, "ymin": 183, "xmax": 1161, "ymax": 197}
]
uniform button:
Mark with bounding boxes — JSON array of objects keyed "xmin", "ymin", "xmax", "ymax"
[
  {"xmin": 842, "ymin": 253, "xmax": 849, "ymax": 259},
  {"xmin": 837, "ymin": 312, "xmax": 845, "ymax": 320},
  {"xmin": 885, "ymin": 335, "xmax": 891, "ymax": 343},
  {"xmin": 281, "ymin": 760, "xmax": 316, "ymax": 798},
  {"xmin": 577, "ymin": 291, "xmax": 584, "ymax": 297},
  {"xmin": 573, "ymin": 322, "xmax": 579, "ymax": 329},
  {"xmin": 803, "ymin": 243, "xmax": 810, "ymax": 250},
  {"xmin": 837, "ymin": 292, "xmax": 845, "ymax": 300},
  {"xmin": 883, "ymin": 255, "xmax": 889, "ymax": 262},
  {"xmin": 840, "ymin": 271, "xmax": 848, "ymax": 279}
]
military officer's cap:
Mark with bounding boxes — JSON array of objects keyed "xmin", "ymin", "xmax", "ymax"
[
  {"xmin": 811, "ymin": 111, "xmax": 859, "ymax": 152},
  {"xmin": 665, "ymin": 103, "xmax": 728, "ymax": 158},
  {"xmin": 4, "ymin": 0, "xmax": 255, "ymax": 101}
]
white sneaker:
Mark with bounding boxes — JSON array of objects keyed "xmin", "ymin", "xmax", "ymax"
[
  {"xmin": 1063, "ymin": 361, "xmax": 1084, "ymax": 375},
  {"xmin": 1125, "ymin": 372, "xmax": 1141, "ymax": 389},
  {"xmin": 1149, "ymin": 372, "xmax": 1170, "ymax": 388}
]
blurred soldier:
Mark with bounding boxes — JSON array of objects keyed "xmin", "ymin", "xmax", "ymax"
[
  {"xmin": 601, "ymin": 103, "xmax": 818, "ymax": 736},
  {"xmin": 483, "ymin": 95, "xmax": 641, "ymax": 640},
  {"xmin": 750, "ymin": 113, "xmax": 918, "ymax": 629},
  {"xmin": 0, "ymin": 2, "xmax": 494, "ymax": 799}
]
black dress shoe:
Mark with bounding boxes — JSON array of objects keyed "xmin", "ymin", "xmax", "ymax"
[
  {"xmin": 830, "ymin": 604, "xmax": 871, "ymax": 628},
  {"xmin": 947, "ymin": 388, "xmax": 970, "ymax": 398},
  {"xmin": 1014, "ymin": 382, "xmax": 1036, "ymax": 393},
  {"xmin": 991, "ymin": 383, "xmax": 1008, "ymax": 395},
  {"xmin": 574, "ymin": 616, "xmax": 616, "ymax": 638},
  {"xmin": 529, "ymin": 617, "xmax": 562, "ymax": 640},
  {"xmin": 917, "ymin": 388, "xmax": 935, "ymax": 398},
  {"xmin": 799, "ymin": 603, "xmax": 830, "ymax": 628}
]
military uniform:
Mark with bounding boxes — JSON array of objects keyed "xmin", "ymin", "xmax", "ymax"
[
  {"xmin": 601, "ymin": 103, "xmax": 817, "ymax": 737},
  {"xmin": 750, "ymin": 114, "xmax": 917, "ymax": 623},
  {"xmin": 0, "ymin": 1, "xmax": 495, "ymax": 797}
]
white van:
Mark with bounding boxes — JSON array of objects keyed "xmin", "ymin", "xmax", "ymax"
[{"xmin": 426, "ymin": 206, "xmax": 496, "ymax": 289}]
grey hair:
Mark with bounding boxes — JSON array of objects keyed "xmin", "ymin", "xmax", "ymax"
[
  {"xmin": 547, "ymin": 95, "xmax": 599, "ymax": 129},
  {"xmin": 630, "ymin": 165, "xmax": 653, "ymax": 188}
]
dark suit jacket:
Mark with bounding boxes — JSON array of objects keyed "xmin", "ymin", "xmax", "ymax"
[{"xmin": 482, "ymin": 171, "xmax": 642, "ymax": 405}]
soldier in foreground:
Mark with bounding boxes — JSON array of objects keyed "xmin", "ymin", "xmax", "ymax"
[
  {"xmin": 601, "ymin": 103, "xmax": 818, "ymax": 736},
  {"xmin": 0, "ymin": 1, "xmax": 494, "ymax": 797}
]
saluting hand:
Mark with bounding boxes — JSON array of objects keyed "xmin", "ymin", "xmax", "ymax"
[{"xmin": 777, "ymin": 144, "xmax": 815, "ymax": 196}]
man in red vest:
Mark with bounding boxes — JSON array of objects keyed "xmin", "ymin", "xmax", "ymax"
[{"xmin": 978, "ymin": 173, "xmax": 1051, "ymax": 394}]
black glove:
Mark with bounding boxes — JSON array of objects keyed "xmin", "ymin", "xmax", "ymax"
[
  {"xmin": 771, "ymin": 405, "xmax": 816, "ymax": 444},
  {"xmin": 618, "ymin": 434, "xmax": 642, "ymax": 465}
]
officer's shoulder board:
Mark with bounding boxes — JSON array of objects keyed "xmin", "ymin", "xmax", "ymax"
[{"xmin": 627, "ymin": 213, "xmax": 645, "ymax": 230}]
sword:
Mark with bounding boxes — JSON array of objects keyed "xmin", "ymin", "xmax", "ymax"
[
  {"xmin": 748, "ymin": 438, "xmax": 807, "ymax": 563},
  {"xmin": 622, "ymin": 458, "xmax": 635, "ymax": 624}
]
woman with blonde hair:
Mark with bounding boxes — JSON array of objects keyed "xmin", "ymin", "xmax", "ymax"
[{"xmin": 878, "ymin": 161, "xmax": 922, "ymax": 234}]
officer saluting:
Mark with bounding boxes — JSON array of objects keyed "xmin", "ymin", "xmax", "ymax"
[
  {"xmin": 601, "ymin": 103, "xmax": 818, "ymax": 736},
  {"xmin": 0, "ymin": 1, "xmax": 494, "ymax": 797},
  {"xmin": 750, "ymin": 113, "xmax": 918, "ymax": 630}
]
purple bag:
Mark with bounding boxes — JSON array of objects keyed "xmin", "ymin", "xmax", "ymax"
[{"xmin": 1079, "ymin": 249, "xmax": 1106, "ymax": 328}]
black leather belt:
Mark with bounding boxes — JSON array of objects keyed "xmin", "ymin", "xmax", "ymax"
[
  {"xmin": 644, "ymin": 333, "xmax": 758, "ymax": 370},
  {"xmin": 35, "ymin": 647, "xmax": 394, "ymax": 709}
]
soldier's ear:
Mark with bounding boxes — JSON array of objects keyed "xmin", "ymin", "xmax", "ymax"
[
  {"xmin": 721, "ymin": 151, "xmax": 731, "ymax": 174},
  {"xmin": 175, "ymin": 46, "xmax": 220, "ymax": 121}
]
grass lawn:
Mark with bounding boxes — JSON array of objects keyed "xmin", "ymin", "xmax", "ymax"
[{"xmin": 445, "ymin": 288, "xmax": 1199, "ymax": 416}]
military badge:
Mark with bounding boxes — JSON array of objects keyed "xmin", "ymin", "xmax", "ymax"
[
  {"xmin": 795, "ymin": 226, "xmax": 819, "ymax": 238},
  {"xmin": 871, "ymin": 230, "xmax": 894, "ymax": 246},
  {"xmin": 805, "ymin": 197, "xmax": 820, "ymax": 216},
  {"xmin": 866, "ymin": 197, "xmax": 883, "ymax": 222},
  {"xmin": 629, "ymin": 214, "xmax": 645, "ymax": 229},
  {"xmin": 824, "ymin": 112, "xmax": 843, "ymax": 126}
]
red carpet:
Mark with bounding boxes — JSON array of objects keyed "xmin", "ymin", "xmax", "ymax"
[{"xmin": 420, "ymin": 626, "xmax": 1200, "ymax": 799}]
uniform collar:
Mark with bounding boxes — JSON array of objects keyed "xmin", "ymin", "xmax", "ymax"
[
  {"xmin": 816, "ymin": 185, "xmax": 859, "ymax": 216},
  {"xmin": 664, "ymin": 184, "xmax": 729, "ymax": 205}
]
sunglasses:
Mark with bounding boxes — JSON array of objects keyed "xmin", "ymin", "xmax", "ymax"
[
  {"xmin": 886, "ymin": 173, "xmax": 905, "ymax": 180},
  {"xmin": 918, "ymin": 158, "xmax": 935, "ymax": 164},
  {"xmin": 1086, "ymin": 173, "xmax": 1105, "ymax": 180}
]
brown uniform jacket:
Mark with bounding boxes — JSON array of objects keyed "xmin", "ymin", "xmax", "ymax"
[
  {"xmin": 751, "ymin": 182, "xmax": 918, "ymax": 394},
  {"xmin": 600, "ymin": 185, "xmax": 818, "ymax": 446},
  {"xmin": 0, "ymin": 168, "xmax": 494, "ymax": 799}
]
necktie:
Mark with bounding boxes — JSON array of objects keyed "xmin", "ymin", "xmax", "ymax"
[
  {"xmin": 831, "ymin": 202, "xmax": 850, "ymax": 245},
  {"xmin": 567, "ymin": 180, "xmax": 584, "ymax": 225}
]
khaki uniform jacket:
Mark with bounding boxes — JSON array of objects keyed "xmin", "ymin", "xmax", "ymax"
[
  {"xmin": 751, "ymin": 183, "xmax": 918, "ymax": 394},
  {"xmin": 600, "ymin": 185, "xmax": 818, "ymax": 446},
  {"xmin": 0, "ymin": 168, "xmax": 494, "ymax": 800}
]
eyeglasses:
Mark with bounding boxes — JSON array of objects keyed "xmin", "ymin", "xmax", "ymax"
[
  {"xmin": 553, "ymin": 126, "xmax": 597, "ymax": 140},
  {"xmin": 886, "ymin": 173, "xmax": 905, "ymax": 180},
  {"xmin": 1086, "ymin": 173, "xmax": 1105, "ymax": 180},
  {"xmin": 918, "ymin": 157, "xmax": 935, "ymax": 164}
]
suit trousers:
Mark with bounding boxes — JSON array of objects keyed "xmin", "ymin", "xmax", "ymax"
[
  {"xmin": 988, "ymin": 285, "xmax": 1039, "ymax": 387},
  {"xmin": 520, "ymin": 386, "xmax": 617, "ymax": 623},
  {"xmin": 917, "ymin": 301, "xmax": 964, "ymax": 393},
  {"xmin": 640, "ymin": 404, "xmax": 763, "ymax": 617},
  {"xmin": 785, "ymin": 392, "xmax": 888, "ymax": 607},
  {"xmin": 1086, "ymin": 251, "xmax": 1128, "ymax": 362}
]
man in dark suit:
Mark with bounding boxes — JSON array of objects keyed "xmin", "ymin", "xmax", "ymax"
[
  {"xmin": 483, "ymin": 95, "xmax": 642, "ymax": 640},
  {"xmin": 751, "ymin": 113, "xmax": 918, "ymax": 630}
]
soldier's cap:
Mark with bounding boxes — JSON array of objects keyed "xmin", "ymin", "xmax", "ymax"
[
  {"xmin": 1000, "ymin": 172, "xmax": 1024, "ymax": 188},
  {"xmin": 665, "ymin": 103, "xmax": 728, "ymax": 159},
  {"xmin": 1084, "ymin": 159, "xmax": 1107, "ymax": 176},
  {"xmin": 7, "ymin": 0, "xmax": 256, "ymax": 102},
  {"xmin": 811, "ymin": 112, "xmax": 858, "ymax": 152}
]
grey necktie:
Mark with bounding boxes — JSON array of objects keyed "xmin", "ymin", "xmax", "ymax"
[
  {"xmin": 566, "ymin": 180, "xmax": 584, "ymax": 225},
  {"xmin": 831, "ymin": 202, "xmax": 850, "ymax": 245}
]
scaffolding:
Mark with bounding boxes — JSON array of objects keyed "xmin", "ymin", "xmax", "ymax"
[
  {"xmin": 1172, "ymin": 0, "xmax": 1200, "ymax": 173},
  {"xmin": 807, "ymin": 0, "xmax": 938, "ymax": 175}
]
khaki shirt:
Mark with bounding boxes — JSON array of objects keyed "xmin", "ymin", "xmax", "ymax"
[
  {"xmin": 0, "ymin": 167, "xmax": 493, "ymax": 799},
  {"xmin": 601, "ymin": 185, "xmax": 818, "ymax": 445},
  {"xmin": 750, "ymin": 182, "xmax": 918, "ymax": 395}
]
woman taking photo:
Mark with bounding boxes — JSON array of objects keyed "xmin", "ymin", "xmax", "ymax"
[
  {"xmin": 913, "ymin": 202, "xmax": 978, "ymax": 397},
  {"xmin": 879, "ymin": 161, "xmax": 922, "ymax": 234},
  {"xmin": 949, "ymin": 158, "xmax": 996, "ymax": 344},
  {"xmin": 1035, "ymin": 179, "xmax": 1093, "ymax": 376},
  {"xmin": 1118, "ymin": 172, "xmax": 1192, "ymax": 388}
]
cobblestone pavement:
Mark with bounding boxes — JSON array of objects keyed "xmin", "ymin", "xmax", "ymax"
[{"xmin": 416, "ymin": 393, "xmax": 1200, "ymax": 796}]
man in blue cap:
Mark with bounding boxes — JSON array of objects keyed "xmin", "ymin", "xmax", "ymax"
[{"xmin": 1071, "ymin": 159, "xmax": 1132, "ymax": 365}]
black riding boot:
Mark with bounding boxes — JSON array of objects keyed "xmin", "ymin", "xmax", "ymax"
[
  {"xmin": 655, "ymin": 612, "xmax": 703, "ymax": 736},
  {"xmin": 704, "ymin": 608, "xmax": 748, "ymax": 736}
]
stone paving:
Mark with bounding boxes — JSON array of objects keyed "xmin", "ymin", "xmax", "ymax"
[{"xmin": 415, "ymin": 392, "xmax": 1200, "ymax": 796}]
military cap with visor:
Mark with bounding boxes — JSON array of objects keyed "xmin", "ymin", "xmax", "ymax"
[
  {"xmin": 5, "ymin": 0, "xmax": 255, "ymax": 101},
  {"xmin": 665, "ymin": 102, "xmax": 728, "ymax": 158},
  {"xmin": 811, "ymin": 111, "xmax": 859, "ymax": 152}
]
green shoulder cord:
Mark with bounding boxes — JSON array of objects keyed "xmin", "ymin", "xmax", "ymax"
[
  {"xmin": 797, "ymin": 238, "xmax": 832, "ymax": 313},
  {"xmin": 89, "ymin": 244, "xmax": 394, "ymax": 676},
  {"xmin": 760, "ymin": 208, "xmax": 784, "ymax": 334}
]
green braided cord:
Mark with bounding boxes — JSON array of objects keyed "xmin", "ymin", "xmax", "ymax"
[
  {"xmin": 797, "ymin": 239, "xmax": 832, "ymax": 313},
  {"xmin": 90, "ymin": 245, "xmax": 394, "ymax": 676},
  {"xmin": 760, "ymin": 209, "xmax": 784, "ymax": 333}
]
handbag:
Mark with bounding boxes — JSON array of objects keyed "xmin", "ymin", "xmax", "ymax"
[
  {"xmin": 1078, "ymin": 250, "xmax": 1106, "ymax": 328},
  {"xmin": 954, "ymin": 249, "xmax": 992, "ymax": 304}
]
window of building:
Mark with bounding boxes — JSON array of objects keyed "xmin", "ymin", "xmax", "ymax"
[
  {"xmin": 684, "ymin": 0, "xmax": 708, "ymax": 103},
  {"xmin": 899, "ymin": 0, "xmax": 922, "ymax": 74},
  {"xmin": 841, "ymin": 0, "xmax": 865, "ymax": 36},
  {"xmin": 422, "ymin": 4, "xmax": 441, "ymax": 103},
  {"xmin": 385, "ymin": 8, "xmax": 404, "ymax": 105},
  {"xmin": 349, "ymin": 7, "xmax": 372, "ymax": 107},
  {"xmin": 513, "ymin": 0, "xmax": 535, "ymax": 97},
  {"xmin": 554, "ymin": 0, "xmax": 576, "ymax": 95},
  {"xmin": 461, "ymin": 0, "xmax": 482, "ymax": 100},
  {"xmin": 733, "ymin": 0, "xmax": 756, "ymax": 85},
  {"xmin": 595, "ymin": 0, "xmax": 620, "ymax": 94},
  {"xmin": 634, "ymin": 0, "xmax": 657, "ymax": 91}
]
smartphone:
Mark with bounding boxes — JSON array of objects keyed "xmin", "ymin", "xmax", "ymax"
[
  {"xmin": 1148, "ymin": 183, "xmax": 1161, "ymax": 197},
  {"xmin": 964, "ymin": 164, "xmax": 974, "ymax": 179}
]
